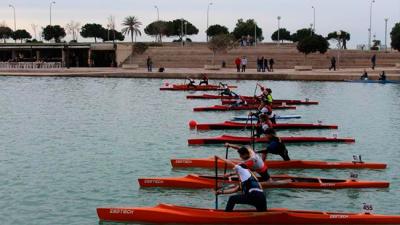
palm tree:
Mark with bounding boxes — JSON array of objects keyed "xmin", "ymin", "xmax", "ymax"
[{"xmin": 121, "ymin": 16, "xmax": 142, "ymax": 43}]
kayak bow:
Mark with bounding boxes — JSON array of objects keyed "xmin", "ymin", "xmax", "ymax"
[
  {"xmin": 138, "ymin": 174, "xmax": 389, "ymax": 189},
  {"xmin": 188, "ymin": 135, "xmax": 355, "ymax": 145},
  {"xmin": 160, "ymin": 84, "xmax": 237, "ymax": 91},
  {"xmin": 170, "ymin": 157, "xmax": 387, "ymax": 170},
  {"xmin": 97, "ymin": 203, "xmax": 400, "ymax": 224},
  {"xmin": 193, "ymin": 105, "xmax": 296, "ymax": 112}
]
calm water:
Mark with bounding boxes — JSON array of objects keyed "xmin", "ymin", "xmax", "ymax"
[{"xmin": 1, "ymin": 77, "xmax": 400, "ymax": 225}]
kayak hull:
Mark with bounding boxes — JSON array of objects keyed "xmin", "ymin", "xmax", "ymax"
[
  {"xmin": 344, "ymin": 80, "xmax": 400, "ymax": 84},
  {"xmin": 232, "ymin": 115, "xmax": 302, "ymax": 121},
  {"xmin": 170, "ymin": 158, "xmax": 387, "ymax": 170},
  {"xmin": 193, "ymin": 105, "xmax": 296, "ymax": 112},
  {"xmin": 221, "ymin": 99, "xmax": 319, "ymax": 105},
  {"xmin": 194, "ymin": 121, "xmax": 338, "ymax": 130},
  {"xmin": 160, "ymin": 84, "xmax": 237, "ymax": 91},
  {"xmin": 188, "ymin": 135, "xmax": 355, "ymax": 145},
  {"xmin": 97, "ymin": 204, "xmax": 400, "ymax": 224},
  {"xmin": 138, "ymin": 174, "xmax": 389, "ymax": 189},
  {"xmin": 187, "ymin": 94, "xmax": 319, "ymax": 105}
]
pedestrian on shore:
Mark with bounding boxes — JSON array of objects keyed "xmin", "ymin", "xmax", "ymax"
[
  {"xmin": 261, "ymin": 57, "xmax": 265, "ymax": 72},
  {"xmin": 329, "ymin": 56, "xmax": 336, "ymax": 71},
  {"xmin": 263, "ymin": 58, "xmax": 269, "ymax": 72},
  {"xmin": 147, "ymin": 56, "xmax": 153, "ymax": 72},
  {"xmin": 371, "ymin": 54, "xmax": 377, "ymax": 70},
  {"xmin": 269, "ymin": 58, "xmax": 275, "ymax": 72},
  {"xmin": 257, "ymin": 57, "xmax": 262, "ymax": 72},
  {"xmin": 241, "ymin": 56, "xmax": 248, "ymax": 72},
  {"xmin": 235, "ymin": 57, "xmax": 241, "ymax": 72}
]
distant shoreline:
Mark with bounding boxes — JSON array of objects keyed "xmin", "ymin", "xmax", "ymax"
[{"xmin": 1, "ymin": 67, "xmax": 399, "ymax": 81}]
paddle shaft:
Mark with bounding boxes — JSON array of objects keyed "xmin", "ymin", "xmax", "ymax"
[{"xmin": 224, "ymin": 145, "xmax": 229, "ymax": 175}]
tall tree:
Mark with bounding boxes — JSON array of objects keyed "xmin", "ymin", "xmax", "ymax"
[
  {"xmin": 66, "ymin": 21, "xmax": 81, "ymax": 41},
  {"xmin": 144, "ymin": 20, "xmax": 171, "ymax": 42},
  {"xmin": 232, "ymin": 19, "xmax": 263, "ymax": 42},
  {"xmin": 271, "ymin": 28, "xmax": 291, "ymax": 42},
  {"xmin": 391, "ymin": 23, "xmax": 400, "ymax": 51},
  {"xmin": 42, "ymin": 25, "xmax": 66, "ymax": 43},
  {"xmin": 167, "ymin": 19, "xmax": 199, "ymax": 40},
  {"xmin": 297, "ymin": 34, "xmax": 329, "ymax": 63},
  {"xmin": 0, "ymin": 26, "xmax": 13, "ymax": 43},
  {"xmin": 208, "ymin": 34, "xmax": 237, "ymax": 65},
  {"xmin": 102, "ymin": 29, "xmax": 125, "ymax": 42},
  {"xmin": 206, "ymin": 24, "xmax": 229, "ymax": 37},
  {"xmin": 11, "ymin": 29, "xmax": 32, "ymax": 43},
  {"xmin": 326, "ymin": 30, "xmax": 350, "ymax": 49},
  {"xmin": 291, "ymin": 28, "xmax": 314, "ymax": 42},
  {"xmin": 80, "ymin": 23, "xmax": 105, "ymax": 43},
  {"xmin": 121, "ymin": 16, "xmax": 142, "ymax": 43}
]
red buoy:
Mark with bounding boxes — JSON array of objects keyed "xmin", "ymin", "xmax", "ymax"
[{"xmin": 189, "ymin": 120, "xmax": 197, "ymax": 129}]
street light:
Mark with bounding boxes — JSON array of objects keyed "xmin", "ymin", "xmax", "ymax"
[
  {"xmin": 206, "ymin": 2, "xmax": 213, "ymax": 42},
  {"xmin": 312, "ymin": 6, "xmax": 315, "ymax": 32},
  {"xmin": 50, "ymin": 1, "xmax": 56, "ymax": 25},
  {"xmin": 310, "ymin": 23, "xmax": 314, "ymax": 36},
  {"xmin": 368, "ymin": 0, "xmax": 375, "ymax": 50},
  {"xmin": 337, "ymin": 31, "xmax": 342, "ymax": 70},
  {"xmin": 154, "ymin": 5, "xmax": 159, "ymax": 21},
  {"xmin": 9, "ymin": 4, "xmax": 16, "ymax": 31},
  {"xmin": 277, "ymin": 16, "xmax": 281, "ymax": 45},
  {"xmin": 384, "ymin": 18, "xmax": 389, "ymax": 52}
]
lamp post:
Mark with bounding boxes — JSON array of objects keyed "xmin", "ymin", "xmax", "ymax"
[
  {"xmin": 384, "ymin": 18, "xmax": 389, "ymax": 52},
  {"xmin": 206, "ymin": 2, "xmax": 213, "ymax": 42},
  {"xmin": 310, "ymin": 23, "xmax": 313, "ymax": 36},
  {"xmin": 337, "ymin": 31, "xmax": 342, "ymax": 70},
  {"xmin": 277, "ymin": 16, "xmax": 281, "ymax": 45},
  {"xmin": 154, "ymin": 5, "xmax": 159, "ymax": 21},
  {"xmin": 368, "ymin": 0, "xmax": 375, "ymax": 50},
  {"xmin": 9, "ymin": 4, "xmax": 16, "ymax": 31},
  {"xmin": 50, "ymin": 1, "xmax": 56, "ymax": 25},
  {"xmin": 312, "ymin": 6, "xmax": 315, "ymax": 32}
]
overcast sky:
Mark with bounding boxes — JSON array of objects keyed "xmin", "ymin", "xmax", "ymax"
[{"xmin": 0, "ymin": 0, "xmax": 399, "ymax": 47}]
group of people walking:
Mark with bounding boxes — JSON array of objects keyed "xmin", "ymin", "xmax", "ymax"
[{"xmin": 234, "ymin": 56, "xmax": 275, "ymax": 73}]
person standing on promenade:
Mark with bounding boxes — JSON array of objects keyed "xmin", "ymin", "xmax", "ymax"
[
  {"xmin": 329, "ymin": 56, "xmax": 336, "ymax": 71},
  {"xmin": 269, "ymin": 58, "xmax": 275, "ymax": 72},
  {"xmin": 146, "ymin": 56, "xmax": 153, "ymax": 72},
  {"xmin": 371, "ymin": 54, "xmax": 377, "ymax": 70},
  {"xmin": 241, "ymin": 56, "xmax": 248, "ymax": 72},
  {"xmin": 261, "ymin": 57, "xmax": 265, "ymax": 72},
  {"xmin": 256, "ymin": 57, "xmax": 261, "ymax": 72},
  {"xmin": 235, "ymin": 57, "xmax": 241, "ymax": 72},
  {"xmin": 264, "ymin": 58, "xmax": 269, "ymax": 72}
]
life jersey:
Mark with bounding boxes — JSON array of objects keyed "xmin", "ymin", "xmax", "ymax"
[
  {"xmin": 244, "ymin": 154, "xmax": 268, "ymax": 173},
  {"xmin": 260, "ymin": 106, "xmax": 275, "ymax": 118},
  {"xmin": 235, "ymin": 165, "xmax": 263, "ymax": 194},
  {"xmin": 261, "ymin": 94, "xmax": 273, "ymax": 105}
]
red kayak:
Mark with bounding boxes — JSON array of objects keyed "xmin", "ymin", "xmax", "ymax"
[
  {"xmin": 170, "ymin": 157, "xmax": 387, "ymax": 170},
  {"xmin": 193, "ymin": 105, "xmax": 296, "ymax": 112},
  {"xmin": 188, "ymin": 135, "xmax": 355, "ymax": 145},
  {"xmin": 138, "ymin": 174, "xmax": 389, "ymax": 189},
  {"xmin": 191, "ymin": 120, "xmax": 338, "ymax": 130},
  {"xmin": 221, "ymin": 99, "xmax": 318, "ymax": 105},
  {"xmin": 97, "ymin": 203, "xmax": 400, "ymax": 224},
  {"xmin": 160, "ymin": 84, "xmax": 237, "ymax": 91}
]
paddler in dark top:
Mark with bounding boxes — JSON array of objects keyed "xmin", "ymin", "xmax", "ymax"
[
  {"xmin": 230, "ymin": 95, "xmax": 247, "ymax": 107},
  {"xmin": 187, "ymin": 77, "xmax": 196, "ymax": 88},
  {"xmin": 199, "ymin": 73, "xmax": 209, "ymax": 85},
  {"xmin": 214, "ymin": 159, "xmax": 267, "ymax": 212},
  {"xmin": 379, "ymin": 71, "xmax": 387, "ymax": 81},
  {"xmin": 257, "ymin": 128, "xmax": 290, "ymax": 161},
  {"xmin": 219, "ymin": 82, "xmax": 238, "ymax": 97},
  {"xmin": 254, "ymin": 114, "xmax": 273, "ymax": 138}
]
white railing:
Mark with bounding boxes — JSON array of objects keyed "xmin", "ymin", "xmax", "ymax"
[{"xmin": 0, "ymin": 62, "xmax": 63, "ymax": 69}]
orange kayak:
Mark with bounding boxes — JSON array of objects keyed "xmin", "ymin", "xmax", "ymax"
[
  {"xmin": 97, "ymin": 203, "xmax": 400, "ymax": 224},
  {"xmin": 160, "ymin": 84, "xmax": 237, "ymax": 91},
  {"xmin": 170, "ymin": 158, "xmax": 387, "ymax": 170},
  {"xmin": 138, "ymin": 174, "xmax": 389, "ymax": 189}
]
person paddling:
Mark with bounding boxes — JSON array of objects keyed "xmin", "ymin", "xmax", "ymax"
[
  {"xmin": 222, "ymin": 144, "xmax": 271, "ymax": 182},
  {"xmin": 199, "ymin": 74, "xmax": 209, "ymax": 85},
  {"xmin": 257, "ymin": 128, "xmax": 290, "ymax": 161},
  {"xmin": 219, "ymin": 83, "xmax": 238, "ymax": 97},
  {"xmin": 254, "ymin": 114, "xmax": 273, "ymax": 137},
  {"xmin": 214, "ymin": 161, "xmax": 267, "ymax": 212},
  {"xmin": 187, "ymin": 77, "xmax": 196, "ymax": 87}
]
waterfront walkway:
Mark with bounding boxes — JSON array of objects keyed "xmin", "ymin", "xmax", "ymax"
[{"xmin": 1, "ymin": 67, "xmax": 400, "ymax": 81}]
